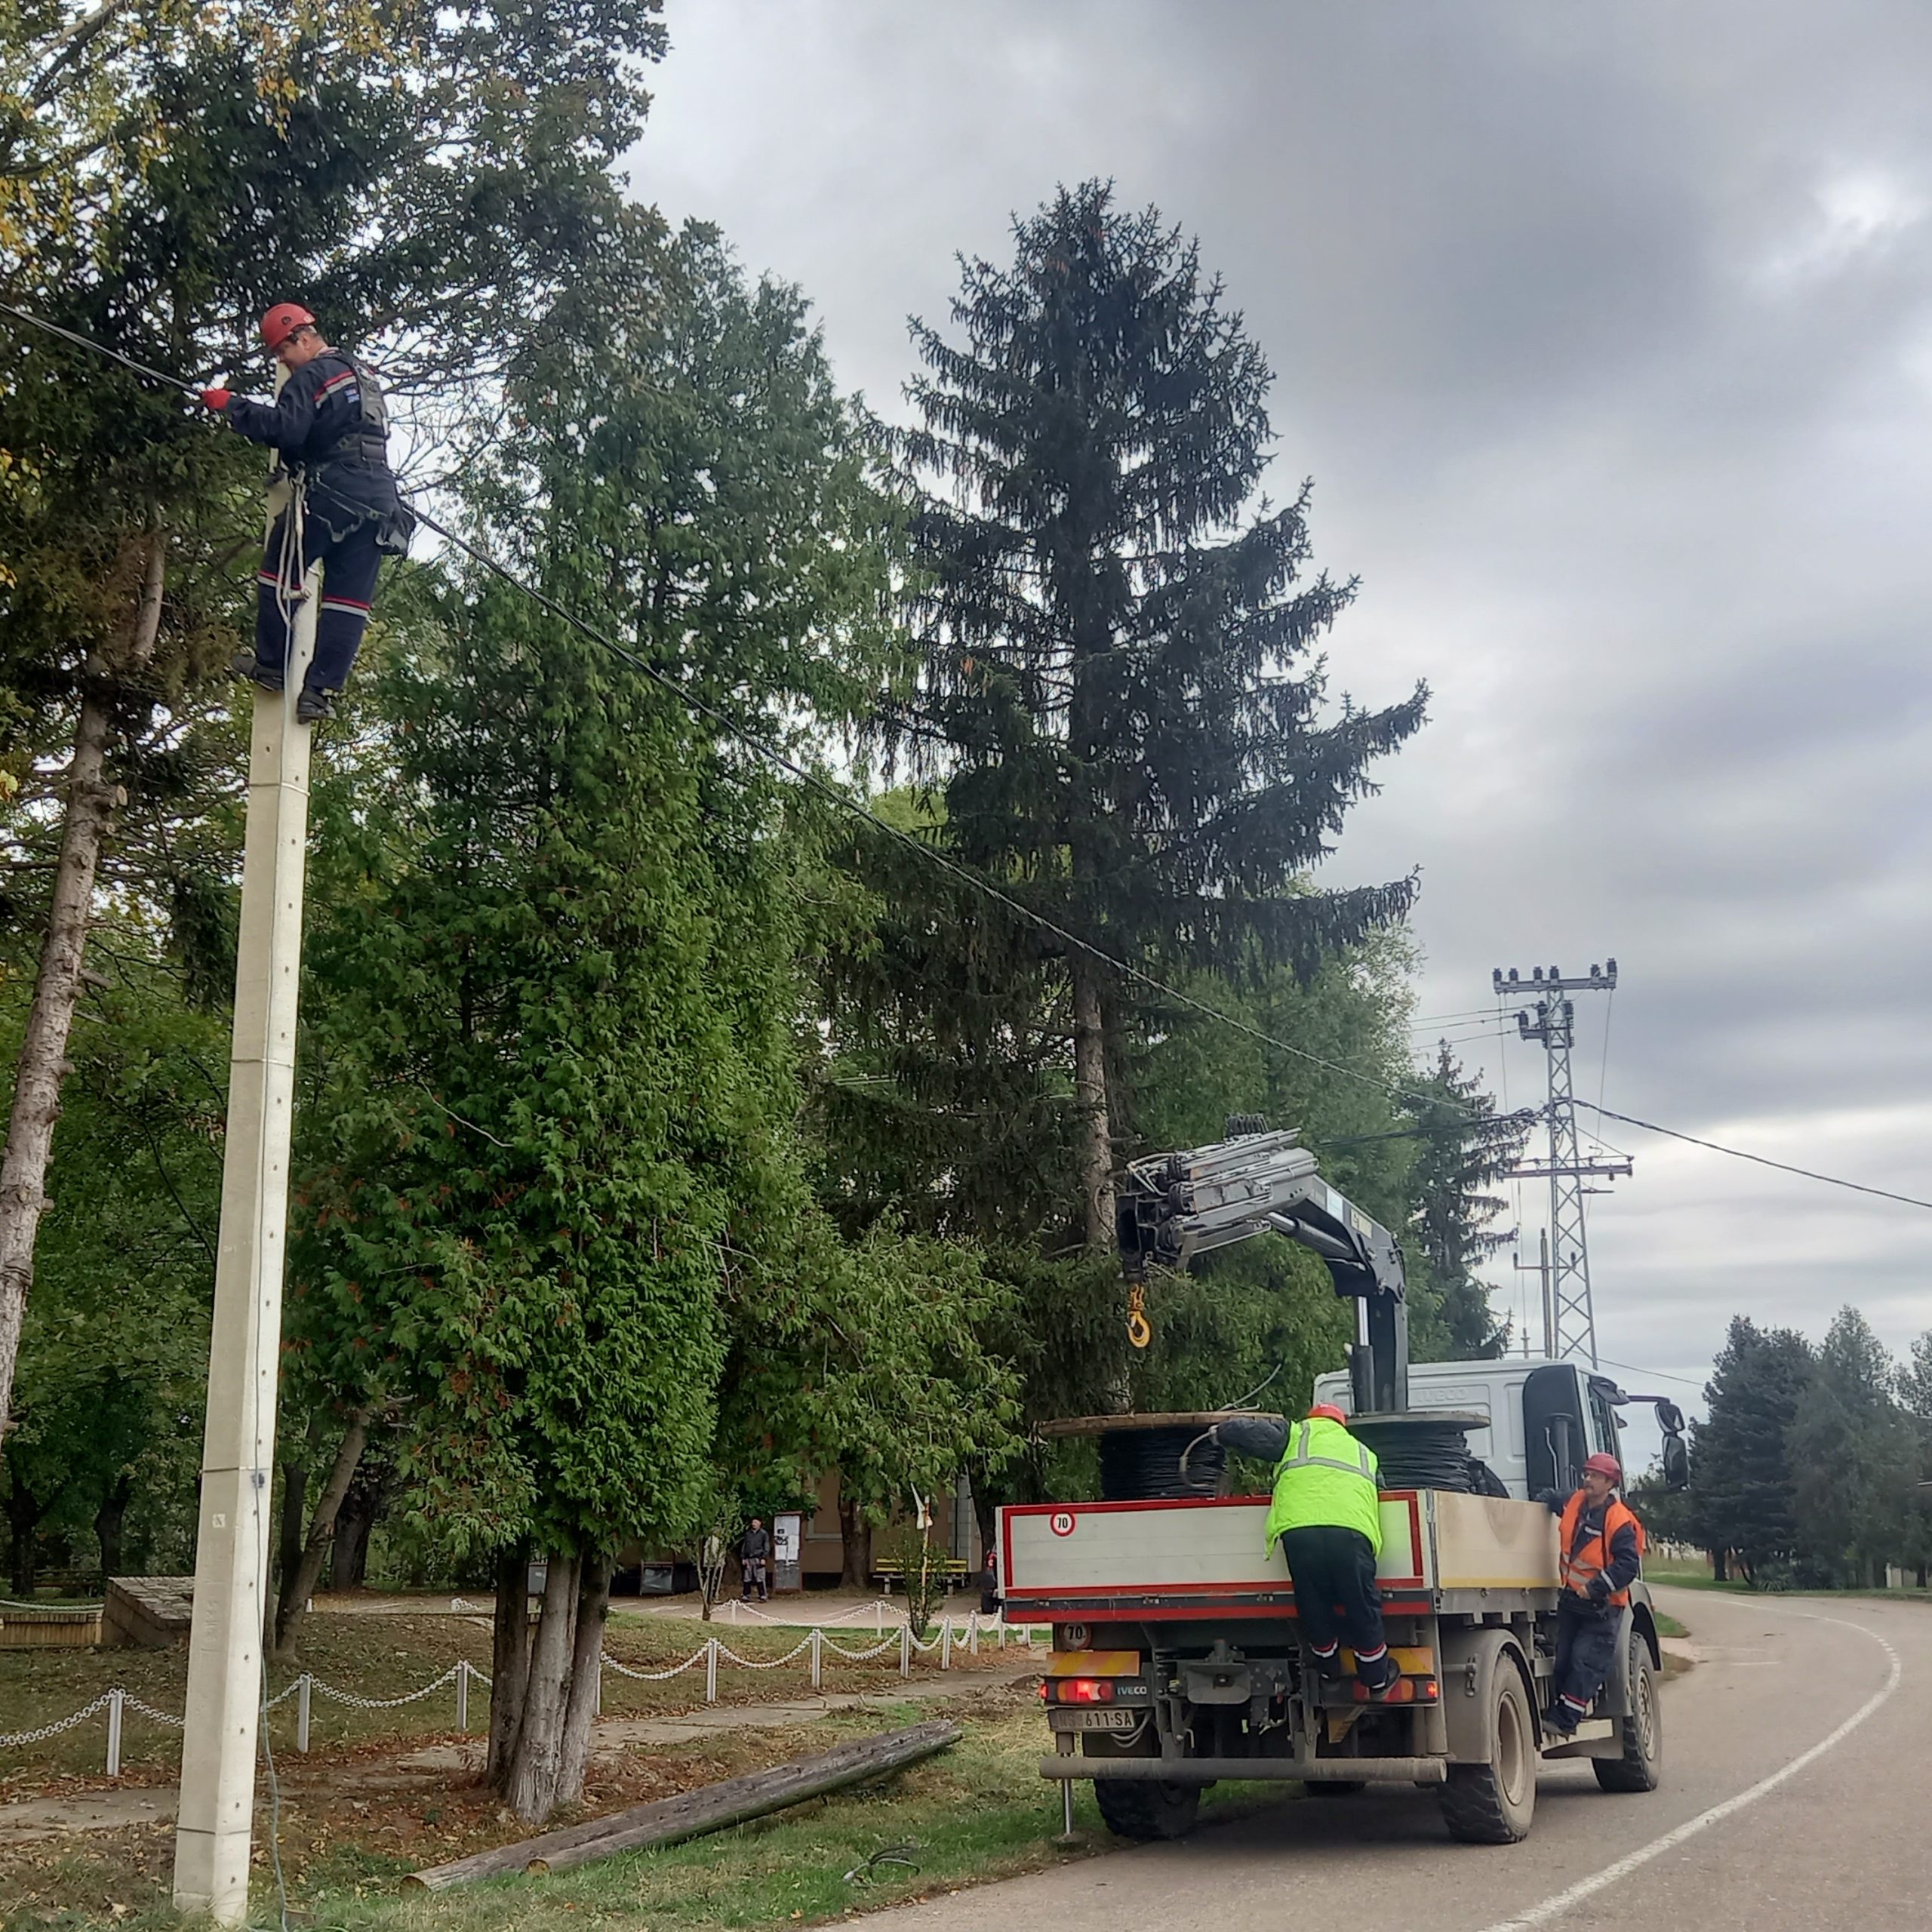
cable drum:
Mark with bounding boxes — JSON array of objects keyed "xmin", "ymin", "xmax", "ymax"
[
  {"xmin": 1099, "ymin": 1425, "xmax": 1226, "ymax": 1500},
  {"xmin": 1038, "ymin": 1412, "xmax": 1249, "ymax": 1501},
  {"xmin": 1349, "ymin": 1411, "xmax": 1493, "ymax": 1495}
]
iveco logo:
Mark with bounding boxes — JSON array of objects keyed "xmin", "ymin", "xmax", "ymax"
[{"xmin": 1049, "ymin": 1511, "xmax": 1077, "ymax": 1537}]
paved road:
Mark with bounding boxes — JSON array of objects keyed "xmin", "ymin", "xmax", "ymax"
[{"xmin": 866, "ymin": 1586, "xmax": 1930, "ymax": 1932}]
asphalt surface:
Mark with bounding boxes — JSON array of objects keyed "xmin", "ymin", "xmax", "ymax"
[{"xmin": 866, "ymin": 1586, "xmax": 1929, "ymax": 1932}]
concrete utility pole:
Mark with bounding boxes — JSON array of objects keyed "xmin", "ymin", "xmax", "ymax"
[
  {"xmin": 172, "ymin": 538, "xmax": 317, "ymax": 1920},
  {"xmin": 1491, "ymin": 961, "xmax": 1630, "ymax": 1368}
]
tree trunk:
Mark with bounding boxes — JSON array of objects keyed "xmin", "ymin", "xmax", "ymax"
[
  {"xmin": 0, "ymin": 531, "xmax": 165, "ymax": 1432},
  {"xmin": 269, "ymin": 1418, "xmax": 317, "ymax": 1645},
  {"xmin": 1069, "ymin": 954, "xmax": 1114, "ymax": 1252},
  {"xmin": 1709, "ymin": 1547, "xmax": 1727, "ymax": 1583},
  {"xmin": 5, "ymin": 1463, "xmax": 43, "ymax": 1596},
  {"xmin": 328, "ymin": 1455, "xmax": 387, "ymax": 1589},
  {"xmin": 272, "ymin": 1405, "xmax": 371, "ymax": 1656},
  {"xmin": 838, "ymin": 1497, "xmax": 871, "ymax": 1590},
  {"xmin": 488, "ymin": 1545, "xmax": 533, "ymax": 1786},
  {"xmin": 500, "ymin": 1552, "xmax": 583, "ymax": 1821},
  {"xmin": 93, "ymin": 1469, "xmax": 133, "ymax": 1585},
  {"xmin": 554, "ymin": 1556, "xmax": 611, "ymax": 1809}
]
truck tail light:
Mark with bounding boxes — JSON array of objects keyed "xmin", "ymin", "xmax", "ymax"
[{"xmin": 1057, "ymin": 1677, "xmax": 1112, "ymax": 1704}]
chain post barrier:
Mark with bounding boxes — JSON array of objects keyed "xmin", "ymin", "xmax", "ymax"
[
  {"xmin": 455, "ymin": 1660, "xmax": 469, "ymax": 1734},
  {"xmin": 811, "ymin": 1626, "xmax": 823, "ymax": 1690},
  {"xmin": 899, "ymin": 1620, "xmax": 911, "ymax": 1678},
  {"xmin": 297, "ymin": 1675, "xmax": 311, "ymax": 1752},
  {"xmin": 940, "ymin": 1620, "xmax": 952, "ymax": 1669},
  {"xmin": 105, "ymin": 1687, "xmax": 124, "ymax": 1779},
  {"xmin": 705, "ymin": 1635, "xmax": 718, "ymax": 1703}
]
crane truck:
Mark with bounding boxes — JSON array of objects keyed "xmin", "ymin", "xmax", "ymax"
[{"xmin": 999, "ymin": 1126, "xmax": 1687, "ymax": 1845}]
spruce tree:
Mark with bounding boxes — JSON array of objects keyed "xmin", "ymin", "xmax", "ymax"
[
  {"xmin": 1403, "ymin": 1041, "xmax": 1529, "ymax": 1359},
  {"xmin": 1690, "ymin": 1317, "xmax": 1813, "ymax": 1580},
  {"xmin": 896, "ymin": 180, "xmax": 1426, "ymax": 1251}
]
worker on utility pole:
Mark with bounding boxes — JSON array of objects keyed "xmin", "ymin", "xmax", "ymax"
[
  {"xmin": 1540, "ymin": 1451, "xmax": 1646, "ymax": 1734},
  {"xmin": 202, "ymin": 303, "xmax": 413, "ymax": 723},
  {"xmin": 1214, "ymin": 1403, "xmax": 1400, "ymax": 1695}
]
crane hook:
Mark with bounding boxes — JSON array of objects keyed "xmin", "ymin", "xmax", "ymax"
[{"xmin": 1125, "ymin": 1284, "xmax": 1152, "ymax": 1350}]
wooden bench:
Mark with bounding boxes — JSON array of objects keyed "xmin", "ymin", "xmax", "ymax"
[{"xmin": 872, "ymin": 1559, "xmax": 973, "ymax": 1594}]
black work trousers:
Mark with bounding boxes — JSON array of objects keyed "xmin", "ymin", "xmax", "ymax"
[
  {"xmin": 257, "ymin": 481, "xmax": 387, "ymax": 696},
  {"xmin": 1552, "ymin": 1595, "xmax": 1621, "ymax": 1725},
  {"xmin": 1280, "ymin": 1525, "xmax": 1387, "ymax": 1666}
]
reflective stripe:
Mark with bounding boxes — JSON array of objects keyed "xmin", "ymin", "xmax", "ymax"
[{"xmin": 1279, "ymin": 1421, "xmax": 1376, "ymax": 1479}]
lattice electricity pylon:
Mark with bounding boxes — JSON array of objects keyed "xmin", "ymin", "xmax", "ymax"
[{"xmin": 1491, "ymin": 961, "xmax": 1629, "ymax": 1367}]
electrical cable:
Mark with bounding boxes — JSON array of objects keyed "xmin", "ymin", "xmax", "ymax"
[
  {"xmin": 1595, "ymin": 1356, "xmax": 1707, "ymax": 1392},
  {"xmin": 11, "ymin": 299, "xmax": 1927, "ymax": 1220},
  {"xmin": 0, "ymin": 298, "xmax": 205, "ymax": 395},
  {"xmin": 1577, "ymin": 1103, "xmax": 1932, "ymax": 1214},
  {"xmin": 1099, "ymin": 1424, "xmax": 1226, "ymax": 1500},
  {"xmin": 1349, "ymin": 1414, "xmax": 1478, "ymax": 1493}
]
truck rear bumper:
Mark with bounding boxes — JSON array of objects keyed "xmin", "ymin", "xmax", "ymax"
[{"xmin": 1039, "ymin": 1755, "xmax": 1447, "ymax": 1786}]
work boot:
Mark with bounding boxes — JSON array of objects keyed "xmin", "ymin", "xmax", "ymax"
[
  {"xmin": 1358, "ymin": 1654, "xmax": 1401, "ymax": 1699},
  {"xmin": 1308, "ymin": 1647, "xmax": 1344, "ymax": 1684},
  {"xmin": 231, "ymin": 650, "xmax": 284, "ymax": 693},
  {"xmin": 295, "ymin": 685, "xmax": 337, "ymax": 724}
]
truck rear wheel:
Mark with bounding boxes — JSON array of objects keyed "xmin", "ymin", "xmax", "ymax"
[
  {"xmin": 1081, "ymin": 1732, "xmax": 1201, "ymax": 1841},
  {"xmin": 1438, "ymin": 1660, "xmax": 1536, "ymax": 1844},
  {"xmin": 1593, "ymin": 1627, "xmax": 1662, "ymax": 1793}
]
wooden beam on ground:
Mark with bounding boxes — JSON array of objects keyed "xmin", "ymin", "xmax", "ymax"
[{"xmin": 404, "ymin": 1718, "xmax": 961, "ymax": 1891}]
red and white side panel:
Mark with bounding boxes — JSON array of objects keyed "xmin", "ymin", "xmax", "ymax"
[{"xmin": 1001, "ymin": 1494, "xmax": 1427, "ymax": 1618}]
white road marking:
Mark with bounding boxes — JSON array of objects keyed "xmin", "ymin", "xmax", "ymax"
[{"xmin": 1475, "ymin": 1611, "xmax": 1901, "ymax": 1932}]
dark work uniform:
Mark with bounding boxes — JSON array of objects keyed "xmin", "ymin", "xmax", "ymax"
[
  {"xmin": 1540, "ymin": 1488, "xmax": 1642, "ymax": 1731},
  {"xmin": 220, "ymin": 352, "xmax": 406, "ymax": 700},
  {"xmin": 739, "ymin": 1524, "xmax": 771, "ymax": 1601},
  {"xmin": 1218, "ymin": 1414, "xmax": 1395, "ymax": 1689}
]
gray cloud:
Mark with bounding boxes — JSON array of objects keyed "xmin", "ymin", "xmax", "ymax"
[{"xmin": 641, "ymin": 0, "xmax": 1932, "ymax": 1411}]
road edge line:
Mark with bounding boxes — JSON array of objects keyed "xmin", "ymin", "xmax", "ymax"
[{"xmin": 1474, "ymin": 1607, "xmax": 1901, "ymax": 1932}]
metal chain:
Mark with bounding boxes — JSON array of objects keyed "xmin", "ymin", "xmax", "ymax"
[
  {"xmin": 605, "ymin": 1647, "xmax": 706, "ymax": 1682},
  {"xmin": 308, "ymin": 1663, "xmax": 461, "ymax": 1709},
  {"xmin": 0, "ymin": 1692, "xmax": 114, "ymax": 1749},
  {"xmin": 122, "ymin": 1694, "xmax": 186, "ymax": 1729},
  {"xmin": 820, "ymin": 1635, "xmax": 900, "ymax": 1662},
  {"xmin": 712, "ymin": 1638, "xmax": 814, "ymax": 1670}
]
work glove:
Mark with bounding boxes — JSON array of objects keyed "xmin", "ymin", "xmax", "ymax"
[
  {"xmin": 201, "ymin": 387, "xmax": 232, "ymax": 411},
  {"xmin": 1587, "ymin": 1575, "xmax": 1612, "ymax": 1606}
]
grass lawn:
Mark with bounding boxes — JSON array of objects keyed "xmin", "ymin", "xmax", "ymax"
[
  {"xmin": 0, "ymin": 1684, "xmax": 1298, "ymax": 1932},
  {"xmin": 0, "ymin": 1613, "xmax": 1018, "ymax": 1787}
]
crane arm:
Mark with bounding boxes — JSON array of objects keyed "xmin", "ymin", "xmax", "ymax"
[{"xmin": 1115, "ymin": 1126, "xmax": 1411, "ymax": 1414}]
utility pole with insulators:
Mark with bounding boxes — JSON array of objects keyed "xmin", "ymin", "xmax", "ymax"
[
  {"xmin": 1491, "ymin": 961, "xmax": 1630, "ymax": 1368},
  {"xmin": 173, "ymin": 449, "xmax": 318, "ymax": 1921}
]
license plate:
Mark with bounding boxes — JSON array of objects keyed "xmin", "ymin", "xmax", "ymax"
[{"xmin": 1051, "ymin": 1708, "xmax": 1141, "ymax": 1732}]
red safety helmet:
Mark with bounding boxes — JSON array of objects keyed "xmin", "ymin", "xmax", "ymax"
[
  {"xmin": 1307, "ymin": 1403, "xmax": 1349, "ymax": 1425},
  {"xmin": 260, "ymin": 302, "xmax": 316, "ymax": 352},
  {"xmin": 1583, "ymin": 1452, "xmax": 1622, "ymax": 1482}
]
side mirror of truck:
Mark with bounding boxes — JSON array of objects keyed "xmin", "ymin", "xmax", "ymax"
[{"xmin": 1661, "ymin": 1432, "xmax": 1690, "ymax": 1492}]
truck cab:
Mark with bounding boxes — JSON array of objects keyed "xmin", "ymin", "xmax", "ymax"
[{"xmin": 1312, "ymin": 1357, "xmax": 1635, "ymax": 1500}]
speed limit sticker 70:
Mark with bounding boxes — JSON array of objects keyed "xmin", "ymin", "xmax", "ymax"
[{"xmin": 1049, "ymin": 1510, "xmax": 1077, "ymax": 1537}]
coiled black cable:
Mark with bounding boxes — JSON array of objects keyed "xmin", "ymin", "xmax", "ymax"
[
  {"xmin": 1100, "ymin": 1425, "xmax": 1227, "ymax": 1500},
  {"xmin": 1351, "ymin": 1414, "xmax": 1478, "ymax": 1493}
]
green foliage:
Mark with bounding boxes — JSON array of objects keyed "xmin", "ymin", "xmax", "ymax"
[
  {"xmin": 0, "ymin": 951, "xmax": 223, "ymax": 1583},
  {"xmin": 718, "ymin": 1219, "xmax": 1023, "ymax": 1531},
  {"xmin": 1786, "ymin": 1306, "xmax": 1918, "ymax": 1589},
  {"xmin": 894, "ymin": 178, "xmax": 1426, "ymax": 1021},
  {"xmin": 1401, "ymin": 1041, "xmax": 1530, "ymax": 1360},
  {"xmin": 1688, "ymin": 1317, "xmax": 1814, "ymax": 1578}
]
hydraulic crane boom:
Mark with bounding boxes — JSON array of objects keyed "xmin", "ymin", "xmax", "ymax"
[{"xmin": 1116, "ymin": 1125, "xmax": 1411, "ymax": 1414}]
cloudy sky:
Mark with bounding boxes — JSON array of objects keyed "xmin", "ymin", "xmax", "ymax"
[{"xmin": 635, "ymin": 1, "xmax": 1932, "ymax": 1411}]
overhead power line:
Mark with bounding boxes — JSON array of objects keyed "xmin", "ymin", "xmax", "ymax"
[
  {"xmin": 10, "ymin": 299, "xmax": 1932, "ymax": 1222},
  {"xmin": 1578, "ymin": 1103, "xmax": 1932, "ymax": 1214}
]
